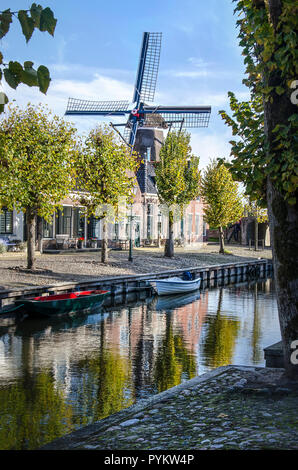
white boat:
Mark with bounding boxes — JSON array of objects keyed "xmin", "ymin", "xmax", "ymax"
[{"xmin": 150, "ymin": 276, "xmax": 201, "ymax": 296}]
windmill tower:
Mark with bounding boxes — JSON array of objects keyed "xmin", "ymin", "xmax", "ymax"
[
  {"xmin": 65, "ymin": 32, "xmax": 211, "ymax": 156},
  {"xmin": 65, "ymin": 32, "xmax": 211, "ymax": 244}
]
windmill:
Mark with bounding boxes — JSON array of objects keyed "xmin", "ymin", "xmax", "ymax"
[{"xmin": 65, "ymin": 32, "xmax": 211, "ymax": 150}]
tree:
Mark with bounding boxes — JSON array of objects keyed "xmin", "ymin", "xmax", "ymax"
[
  {"xmin": 76, "ymin": 125, "xmax": 139, "ymax": 263},
  {"xmin": 244, "ymin": 198, "xmax": 268, "ymax": 250},
  {"xmin": 0, "ymin": 4, "xmax": 57, "ymax": 112},
  {"xmin": 0, "ymin": 103, "xmax": 78, "ymax": 269},
  {"xmin": 200, "ymin": 160, "xmax": 244, "ymax": 254},
  {"xmin": 155, "ymin": 130, "xmax": 201, "ymax": 258},
  {"xmin": 219, "ymin": 0, "xmax": 298, "ymax": 379},
  {"xmin": 219, "ymin": 93, "xmax": 266, "ymax": 204}
]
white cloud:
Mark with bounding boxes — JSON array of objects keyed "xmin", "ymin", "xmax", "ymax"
[
  {"xmin": 188, "ymin": 57, "xmax": 213, "ymax": 68},
  {"xmin": 1, "ymin": 66, "xmax": 240, "ymax": 159},
  {"xmin": 170, "ymin": 70, "xmax": 211, "ymax": 79},
  {"xmin": 189, "ymin": 130, "xmax": 233, "ymax": 169},
  {"xmin": 1, "ymin": 70, "xmax": 133, "ymax": 135},
  {"xmin": 173, "ymin": 23, "xmax": 195, "ymax": 36}
]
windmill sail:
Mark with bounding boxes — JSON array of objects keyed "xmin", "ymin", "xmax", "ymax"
[
  {"xmin": 64, "ymin": 32, "xmax": 211, "ymax": 150},
  {"xmin": 143, "ymin": 105, "xmax": 211, "ymax": 129},
  {"xmin": 133, "ymin": 32, "xmax": 162, "ymax": 105},
  {"xmin": 65, "ymin": 98, "xmax": 130, "ymax": 115}
]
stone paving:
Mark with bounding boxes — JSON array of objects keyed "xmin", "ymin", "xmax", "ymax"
[
  {"xmin": 0, "ymin": 245, "xmax": 272, "ymax": 289},
  {"xmin": 41, "ymin": 366, "xmax": 298, "ymax": 451}
]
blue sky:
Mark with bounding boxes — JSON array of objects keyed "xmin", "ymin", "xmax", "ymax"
[{"xmin": 2, "ymin": 0, "xmax": 249, "ymax": 168}]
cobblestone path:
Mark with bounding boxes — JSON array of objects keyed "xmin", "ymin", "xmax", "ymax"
[{"xmin": 43, "ymin": 367, "xmax": 298, "ymax": 450}]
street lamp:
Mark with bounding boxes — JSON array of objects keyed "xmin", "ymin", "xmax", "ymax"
[{"xmin": 128, "ymin": 185, "xmax": 138, "ymax": 262}]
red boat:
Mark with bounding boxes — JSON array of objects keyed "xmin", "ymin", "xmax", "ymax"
[{"xmin": 14, "ymin": 290, "xmax": 110, "ymax": 317}]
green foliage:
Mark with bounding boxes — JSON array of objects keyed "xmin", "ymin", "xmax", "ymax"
[
  {"xmin": 76, "ymin": 125, "xmax": 139, "ymax": 217},
  {"xmin": 155, "ymin": 130, "xmax": 201, "ymax": 209},
  {"xmin": 0, "ymin": 103, "xmax": 78, "ymax": 221},
  {"xmin": 201, "ymin": 160, "xmax": 244, "ymax": 229},
  {"xmin": 244, "ymin": 197, "xmax": 268, "ymax": 223},
  {"xmin": 219, "ymin": 93, "xmax": 267, "ymax": 205},
  {"xmin": 219, "ymin": 0, "xmax": 298, "ymax": 205},
  {"xmin": 0, "ymin": 4, "xmax": 57, "ymax": 111}
]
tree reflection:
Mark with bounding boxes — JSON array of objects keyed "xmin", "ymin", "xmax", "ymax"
[
  {"xmin": 153, "ymin": 314, "xmax": 196, "ymax": 393},
  {"xmin": 0, "ymin": 371, "xmax": 73, "ymax": 450},
  {"xmin": 203, "ymin": 288, "xmax": 240, "ymax": 368},
  {"xmin": 76, "ymin": 319, "xmax": 133, "ymax": 423},
  {"xmin": 251, "ymin": 283, "xmax": 262, "ymax": 363}
]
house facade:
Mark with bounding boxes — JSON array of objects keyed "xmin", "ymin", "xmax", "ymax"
[{"xmin": 0, "ymin": 128, "xmax": 207, "ymax": 250}]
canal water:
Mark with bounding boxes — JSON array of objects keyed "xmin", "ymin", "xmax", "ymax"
[{"xmin": 0, "ymin": 277, "xmax": 281, "ymax": 449}]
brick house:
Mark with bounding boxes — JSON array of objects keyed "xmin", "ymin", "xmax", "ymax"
[{"xmin": 0, "ymin": 128, "xmax": 207, "ymax": 250}]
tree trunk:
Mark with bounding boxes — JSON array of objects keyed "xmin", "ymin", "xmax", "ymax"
[
  {"xmin": 101, "ymin": 217, "xmax": 108, "ymax": 263},
  {"xmin": 260, "ymin": 0, "xmax": 298, "ymax": 380},
  {"xmin": 26, "ymin": 207, "xmax": 36, "ymax": 270},
  {"xmin": 37, "ymin": 216, "xmax": 43, "ymax": 253},
  {"xmin": 267, "ymin": 179, "xmax": 298, "ymax": 379},
  {"xmin": 254, "ymin": 218, "xmax": 258, "ymax": 251},
  {"xmin": 164, "ymin": 211, "xmax": 174, "ymax": 258},
  {"xmin": 219, "ymin": 226, "xmax": 225, "ymax": 254}
]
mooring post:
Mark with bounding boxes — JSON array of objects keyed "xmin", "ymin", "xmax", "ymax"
[{"xmin": 206, "ymin": 269, "xmax": 210, "ymax": 286}]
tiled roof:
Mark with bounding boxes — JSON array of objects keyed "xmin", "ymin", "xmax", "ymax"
[{"xmin": 136, "ymin": 161, "xmax": 157, "ymax": 195}]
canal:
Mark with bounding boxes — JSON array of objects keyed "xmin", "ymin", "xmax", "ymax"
[{"xmin": 0, "ymin": 276, "xmax": 281, "ymax": 449}]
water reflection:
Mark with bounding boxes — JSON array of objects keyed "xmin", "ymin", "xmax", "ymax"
[
  {"xmin": 0, "ymin": 277, "xmax": 280, "ymax": 449},
  {"xmin": 202, "ymin": 288, "xmax": 240, "ymax": 368}
]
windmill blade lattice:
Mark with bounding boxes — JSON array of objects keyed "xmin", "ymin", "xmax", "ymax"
[
  {"xmin": 143, "ymin": 106, "xmax": 211, "ymax": 129},
  {"xmin": 133, "ymin": 32, "xmax": 162, "ymax": 105},
  {"xmin": 64, "ymin": 32, "xmax": 211, "ymax": 150},
  {"xmin": 66, "ymin": 98, "xmax": 130, "ymax": 115},
  {"xmin": 123, "ymin": 126, "xmax": 132, "ymax": 145}
]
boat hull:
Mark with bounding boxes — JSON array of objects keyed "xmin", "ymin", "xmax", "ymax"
[
  {"xmin": 152, "ymin": 277, "xmax": 201, "ymax": 296},
  {"xmin": 15, "ymin": 290, "xmax": 109, "ymax": 317}
]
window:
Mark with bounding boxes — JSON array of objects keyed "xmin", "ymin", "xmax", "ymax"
[
  {"xmin": 147, "ymin": 204, "xmax": 153, "ymax": 239},
  {"xmin": 0, "ymin": 208, "xmax": 13, "ymax": 234},
  {"xmin": 188, "ymin": 214, "xmax": 192, "ymax": 235},
  {"xmin": 203, "ymin": 222, "xmax": 207, "ymax": 237},
  {"xmin": 125, "ymin": 223, "xmax": 130, "ymax": 239},
  {"xmin": 114, "ymin": 222, "xmax": 119, "ymax": 240},
  {"xmin": 88, "ymin": 216, "xmax": 101, "ymax": 238},
  {"xmin": 73, "ymin": 208, "xmax": 85, "ymax": 237},
  {"xmin": 56, "ymin": 207, "xmax": 72, "ymax": 236},
  {"xmin": 43, "ymin": 217, "xmax": 53, "ymax": 238},
  {"xmin": 195, "ymin": 214, "xmax": 200, "ymax": 235},
  {"xmin": 157, "ymin": 212, "xmax": 162, "ymax": 236},
  {"xmin": 180, "ymin": 217, "xmax": 184, "ymax": 238}
]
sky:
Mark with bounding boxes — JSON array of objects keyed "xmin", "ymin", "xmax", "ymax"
[{"xmin": 1, "ymin": 0, "xmax": 250, "ymax": 168}]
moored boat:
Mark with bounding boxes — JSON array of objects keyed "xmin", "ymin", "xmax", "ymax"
[
  {"xmin": 150, "ymin": 276, "xmax": 201, "ymax": 296},
  {"xmin": 14, "ymin": 290, "xmax": 110, "ymax": 317}
]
